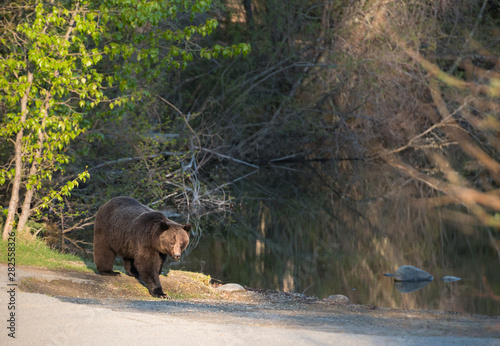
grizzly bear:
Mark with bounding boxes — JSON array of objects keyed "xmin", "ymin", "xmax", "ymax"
[{"xmin": 93, "ymin": 196, "xmax": 191, "ymax": 298}]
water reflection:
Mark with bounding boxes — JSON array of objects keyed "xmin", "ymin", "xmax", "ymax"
[
  {"xmin": 394, "ymin": 280, "xmax": 432, "ymax": 293},
  {"xmin": 180, "ymin": 162, "xmax": 500, "ymax": 316}
]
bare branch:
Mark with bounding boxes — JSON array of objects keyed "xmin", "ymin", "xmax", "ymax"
[{"xmin": 88, "ymin": 151, "xmax": 185, "ymax": 171}]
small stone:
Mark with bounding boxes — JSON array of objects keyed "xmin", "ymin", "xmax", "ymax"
[
  {"xmin": 324, "ymin": 294, "xmax": 350, "ymax": 304},
  {"xmin": 394, "ymin": 265, "xmax": 433, "ymax": 282},
  {"xmin": 441, "ymin": 276, "xmax": 461, "ymax": 282},
  {"xmin": 383, "ymin": 273, "xmax": 395, "ymax": 277},
  {"xmin": 216, "ymin": 283, "xmax": 245, "ymax": 292}
]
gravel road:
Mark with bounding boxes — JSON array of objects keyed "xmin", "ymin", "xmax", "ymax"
[{"xmin": 1, "ymin": 264, "xmax": 499, "ymax": 345}]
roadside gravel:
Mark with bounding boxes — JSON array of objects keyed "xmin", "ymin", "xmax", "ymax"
[{"xmin": 1, "ymin": 264, "xmax": 499, "ymax": 345}]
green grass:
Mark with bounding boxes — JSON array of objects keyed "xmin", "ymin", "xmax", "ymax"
[{"xmin": 0, "ymin": 236, "xmax": 95, "ymax": 272}]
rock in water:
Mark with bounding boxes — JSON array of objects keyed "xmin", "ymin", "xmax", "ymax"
[
  {"xmin": 216, "ymin": 283, "xmax": 245, "ymax": 292},
  {"xmin": 394, "ymin": 265, "xmax": 433, "ymax": 282},
  {"xmin": 441, "ymin": 276, "xmax": 461, "ymax": 282},
  {"xmin": 324, "ymin": 295, "xmax": 350, "ymax": 304}
]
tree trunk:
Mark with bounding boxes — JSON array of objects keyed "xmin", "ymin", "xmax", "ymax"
[
  {"xmin": 17, "ymin": 98, "xmax": 49, "ymax": 234},
  {"xmin": 17, "ymin": 187, "xmax": 36, "ymax": 236},
  {"xmin": 243, "ymin": 0, "xmax": 254, "ymax": 31},
  {"xmin": 2, "ymin": 71, "xmax": 33, "ymax": 241}
]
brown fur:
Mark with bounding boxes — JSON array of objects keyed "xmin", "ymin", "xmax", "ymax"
[{"xmin": 93, "ymin": 196, "xmax": 190, "ymax": 298}]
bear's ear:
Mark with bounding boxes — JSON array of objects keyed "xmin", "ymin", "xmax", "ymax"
[
  {"xmin": 183, "ymin": 223, "xmax": 191, "ymax": 234},
  {"xmin": 159, "ymin": 221, "xmax": 171, "ymax": 231}
]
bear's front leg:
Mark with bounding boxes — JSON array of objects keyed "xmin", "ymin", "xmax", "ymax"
[
  {"xmin": 135, "ymin": 258, "xmax": 170, "ymax": 299},
  {"xmin": 151, "ymin": 287, "xmax": 169, "ymax": 299},
  {"xmin": 147, "ymin": 276, "xmax": 170, "ymax": 299}
]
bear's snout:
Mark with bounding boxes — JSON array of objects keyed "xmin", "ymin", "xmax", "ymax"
[{"xmin": 173, "ymin": 254, "xmax": 181, "ymax": 261}]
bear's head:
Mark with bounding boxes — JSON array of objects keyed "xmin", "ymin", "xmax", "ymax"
[{"xmin": 157, "ymin": 221, "xmax": 191, "ymax": 261}]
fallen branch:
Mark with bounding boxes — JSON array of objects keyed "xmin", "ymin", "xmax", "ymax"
[
  {"xmin": 194, "ymin": 146, "xmax": 259, "ymax": 169},
  {"xmin": 204, "ymin": 169, "xmax": 259, "ymax": 196},
  {"xmin": 269, "ymin": 153, "xmax": 305, "ymax": 163}
]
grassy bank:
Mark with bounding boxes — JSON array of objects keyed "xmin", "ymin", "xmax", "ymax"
[
  {"xmin": 0, "ymin": 236, "xmax": 95, "ymax": 272},
  {"xmin": 1, "ymin": 236, "xmax": 216, "ymax": 300},
  {"xmin": 1, "ymin": 236, "xmax": 214, "ymax": 298}
]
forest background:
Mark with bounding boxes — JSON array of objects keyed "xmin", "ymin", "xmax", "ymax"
[{"xmin": 1, "ymin": 0, "xmax": 499, "ymax": 271}]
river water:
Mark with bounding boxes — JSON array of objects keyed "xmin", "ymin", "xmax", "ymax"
[{"xmin": 177, "ymin": 162, "xmax": 500, "ymax": 316}]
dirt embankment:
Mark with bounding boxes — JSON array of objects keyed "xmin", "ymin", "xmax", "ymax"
[{"xmin": 4, "ymin": 264, "xmax": 500, "ymax": 341}]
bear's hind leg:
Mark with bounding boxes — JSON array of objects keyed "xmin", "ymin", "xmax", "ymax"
[
  {"xmin": 124, "ymin": 258, "xmax": 139, "ymax": 277},
  {"xmin": 95, "ymin": 246, "xmax": 120, "ymax": 276}
]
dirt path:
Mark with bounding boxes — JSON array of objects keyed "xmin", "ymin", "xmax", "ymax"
[{"xmin": 1, "ymin": 264, "xmax": 499, "ymax": 345}]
